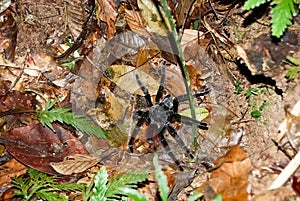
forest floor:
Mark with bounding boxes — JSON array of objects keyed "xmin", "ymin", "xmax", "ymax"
[{"xmin": 0, "ymin": 0, "xmax": 300, "ymax": 200}]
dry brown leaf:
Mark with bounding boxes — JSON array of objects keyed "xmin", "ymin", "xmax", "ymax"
[
  {"xmin": 96, "ymin": 0, "xmax": 117, "ymax": 39},
  {"xmin": 200, "ymin": 145, "xmax": 252, "ymax": 201},
  {"xmin": 137, "ymin": 0, "xmax": 168, "ymax": 36},
  {"xmin": 64, "ymin": 0, "xmax": 85, "ymax": 39},
  {"xmin": 0, "ymin": 0, "xmax": 11, "ymax": 14},
  {"xmin": 50, "ymin": 154, "xmax": 100, "ymax": 175},
  {"xmin": 0, "ymin": 123, "xmax": 89, "ymax": 175},
  {"xmin": 0, "ymin": 159, "xmax": 27, "ymax": 186},
  {"xmin": 0, "ymin": 9, "xmax": 17, "ymax": 61},
  {"xmin": 124, "ymin": 9, "xmax": 151, "ymax": 38}
]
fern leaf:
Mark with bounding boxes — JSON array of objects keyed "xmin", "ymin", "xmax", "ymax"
[
  {"xmin": 271, "ymin": 0, "xmax": 296, "ymax": 37},
  {"xmin": 121, "ymin": 188, "xmax": 148, "ymax": 201},
  {"xmin": 91, "ymin": 166, "xmax": 108, "ymax": 201},
  {"xmin": 154, "ymin": 155, "xmax": 168, "ymax": 201},
  {"xmin": 37, "ymin": 101, "xmax": 107, "ymax": 138},
  {"xmin": 244, "ymin": 0, "xmax": 270, "ymax": 10},
  {"xmin": 105, "ymin": 170, "xmax": 149, "ymax": 200}
]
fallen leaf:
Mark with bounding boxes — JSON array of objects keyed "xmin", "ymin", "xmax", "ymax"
[
  {"xmin": 124, "ymin": 9, "xmax": 151, "ymax": 38},
  {"xmin": 108, "ymin": 64, "xmax": 159, "ymax": 95},
  {"xmin": 252, "ymin": 187, "xmax": 293, "ymax": 201},
  {"xmin": 50, "ymin": 154, "xmax": 100, "ymax": 175},
  {"xmin": 96, "ymin": 0, "xmax": 117, "ymax": 39},
  {"xmin": 137, "ymin": 0, "xmax": 168, "ymax": 36},
  {"xmin": 0, "ymin": 9, "xmax": 17, "ymax": 62},
  {"xmin": 0, "ymin": 123, "xmax": 89, "ymax": 175},
  {"xmin": 0, "ymin": 159, "xmax": 27, "ymax": 186},
  {"xmin": 64, "ymin": 0, "xmax": 85, "ymax": 39},
  {"xmin": 0, "ymin": 0, "xmax": 11, "ymax": 14},
  {"xmin": 200, "ymin": 145, "xmax": 252, "ymax": 201},
  {"xmin": 292, "ymin": 176, "xmax": 300, "ymax": 197},
  {"xmin": 0, "ymin": 80, "xmax": 36, "ymax": 113}
]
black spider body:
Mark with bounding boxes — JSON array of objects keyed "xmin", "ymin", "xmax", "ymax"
[{"xmin": 128, "ymin": 60, "xmax": 210, "ymax": 171}]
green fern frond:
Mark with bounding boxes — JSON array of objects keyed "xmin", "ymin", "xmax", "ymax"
[
  {"xmin": 244, "ymin": 0, "xmax": 270, "ymax": 10},
  {"xmin": 153, "ymin": 155, "xmax": 168, "ymax": 201},
  {"xmin": 91, "ymin": 166, "xmax": 108, "ymax": 201},
  {"xmin": 105, "ymin": 170, "xmax": 149, "ymax": 200},
  {"xmin": 36, "ymin": 99, "xmax": 107, "ymax": 138},
  {"xmin": 88, "ymin": 166, "xmax": 149, "ymax": 201},
  {"xmin": 12, "ymin": 168, "xmax": 84, "ymax": 201},
  {"xmin": 271, "ymin": 0, "xmax": 296, "ymax": 37},
  {"xmin": 244, "ymin": 0, "xmax": 299, "ymax": 38},
  {"xmin": 120, "ymin": 188, "xmax": 148, "ymax": 201}
]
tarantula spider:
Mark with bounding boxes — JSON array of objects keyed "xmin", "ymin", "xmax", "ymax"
[{"xmin": 128, "ymin": 60, "xmax": 211, "ymax": 171}]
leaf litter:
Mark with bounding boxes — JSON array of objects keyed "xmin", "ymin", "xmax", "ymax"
[{"xmin": 0, "ymin": 0, "xmax": 300, "ymax": 200}]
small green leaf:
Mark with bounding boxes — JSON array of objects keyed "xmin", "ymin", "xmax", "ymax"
[
  {"xmin": 259, "ymin": 100, "xmax": 269, "ymax": 111},
  {"xmin": 251, "ymin": 110, "xmax": 262, "ymax": 119},
  {"xmin": 244, "ymin": 0, "xmax": 269, "ymax": 10},
  {"xmin": 285, "ymin": 66, "xmax": 299, "ymax": 79},
  {"xmin": 154, "ymin": 155, "xmax": 168, "ymax": 201},
  {"xmin": 60, "ymin": 58, "xmax": 76, "ymax": 70},
  {"xmin": 234, "ymin": 80, "xmax": 244, "ymax": 95},
  {"xmin": 286, "ymin": 55, "xmax": 300, "ymax": 65},
  {"xmin": 213, "ymin": 194, "xmax": 223, "ymax": 201},
  {"xmin": 245, "ymin": 88, "xmax": 260, "ymax": 99}
]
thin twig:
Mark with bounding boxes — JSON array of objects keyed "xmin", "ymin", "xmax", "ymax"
[{"xmin": 268, "ymin": 149, "xmax": 300, "ymax": 190}]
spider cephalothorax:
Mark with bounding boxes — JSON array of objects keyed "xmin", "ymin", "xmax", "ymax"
[{"xmin": 128, "ymin": 60, "xmax": 211, "ymax": 171}]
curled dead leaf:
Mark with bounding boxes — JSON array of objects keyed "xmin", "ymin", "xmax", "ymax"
[
  {"xmin": 199, "ymin": 145, "xmax": 252, "ymax": 201},
  {"xmin": 50, "ymin": 154, "xmax": 100, "ymax": 175}
]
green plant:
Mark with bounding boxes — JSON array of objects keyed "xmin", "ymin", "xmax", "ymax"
[
  {"xmin": 82, "ymin": 166, "xmax": 149, "ymax": 201},
  {"xmin": 59, "ymin": 58, "xmax": 77, "ymax": 70},
  {"xmin": 153, "ymin": 155, "xmax": 168, "ymax": 201},
  {"xmin": 12, "ymin": 168, "xmax": 84, "ymax": 201},
  {"xmin": 36, "ymin": 99, "xmax": 107, "ymax": 138},
  {"xmin": 234, "ymin": 80, "xmax": 244, "ymax": 95},
  {"xmin": 243, "ymin": 0, "xmax": 299, "ymax": 38}
]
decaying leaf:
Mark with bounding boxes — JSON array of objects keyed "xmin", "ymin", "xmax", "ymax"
[
  {"xmin": 199, "ymin": 145, "xmax": 252, "ymax": 201},
  {"xmin": 137, "ymin": 0, "xmax": 168, "ymax": 36},
  {"xmin": 285, "ymin": 108, "xmax": 300, "ymax": 150},
  {"xmin": 64, "ymin": 0, "xmax": 85, "ymax": 39},
  {"xmin": 108, "ymin": 64, "xmax": 159, "ymax": 95},
  {"xmin": 0, "ymin": 9, "xmax": 17, "ymax": 61},
  {"xmin": 96, "ymin": 0, "xmax": 117, "ymax": 39},
  {"xmin": 50, "ymin": 154, "xmax": 100, "ymax": 175},
  {"xmin": 0, "ymin": 0, "xmax": 11, "ymax": 14},
  {"xmin": 0, "ymin": 159, "xmax": 27, "ymax": 186},
  {"xmin": 0, "ymin": 123, "xmax": 89, "ymax": 175},
  {"xmin": 124, "ymin": 9, "xmax": 151, "ymax": 38},
  {"xmin": 0, "ymin": 80, "xmax": 36, "ymax": 113}
]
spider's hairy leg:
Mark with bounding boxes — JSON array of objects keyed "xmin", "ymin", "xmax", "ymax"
[
  {"xmin": 173, "ymin": 97, "xmax": 179, "ymax": 113},
  {"xmin": 172, "ymin": 113, "xmax": 209, "ymax": 130},
  {"xmin": 166, "ymin": 123, "xmax": 195, "ymax": 160},
  {"xmin": 155, "ymin": 60, "xmax": 167, "ymax": 104},
  {"xmin": 136, "ymin": 74, "xmax": 153, "ymax": 107},
  {"xmin": 157, "ymin": 125, "xmax": 184, "ymax": 171},
  {"xmin": 128, "ymin": 111, "xmax": 149, "ymax": 153},
  {"xmin": 176, "ymin": 87, "xmax": 212, "ymax": 102}
]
